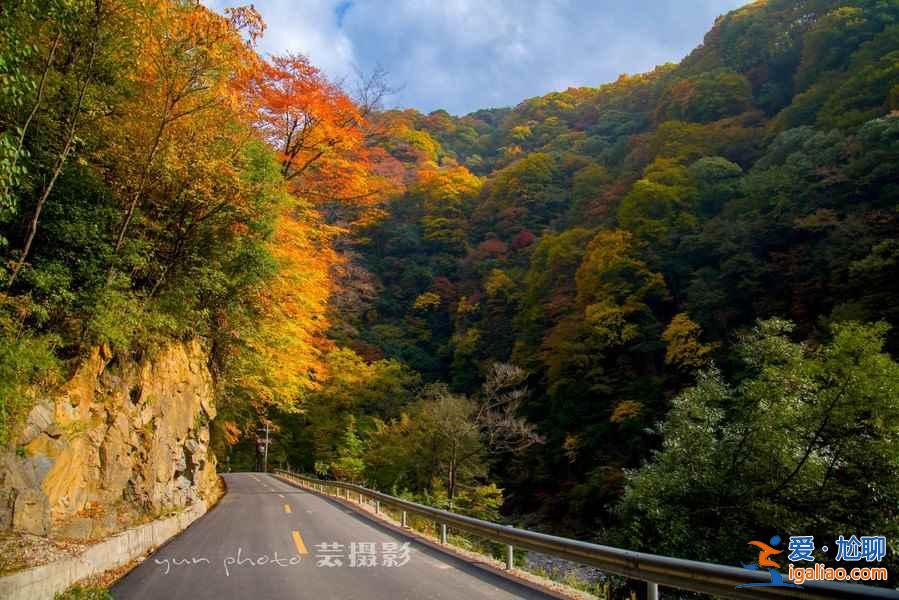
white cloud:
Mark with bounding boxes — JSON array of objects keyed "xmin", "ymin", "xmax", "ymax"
[
  {"xmin": 206, "ymin": 0, "xmax": 356, "ymax": 78},
  {"xmin": 206, "ymin": 0, "xmax": 750, "ymax": 114}
]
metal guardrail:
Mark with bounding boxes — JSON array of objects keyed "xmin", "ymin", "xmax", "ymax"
[{"xmin": 272, "ymin": 468, "xmax": 899, "ymax": 600}]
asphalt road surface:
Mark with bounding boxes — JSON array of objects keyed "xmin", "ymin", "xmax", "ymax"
[{"xmin": 112, "ymin": 472, "xmax": 553, "ymax": 599}]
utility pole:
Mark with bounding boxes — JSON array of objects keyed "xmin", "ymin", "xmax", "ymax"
[
  {"xmin": 256, "ymin": 421, "xmax": 271, "ymax": 473},
  {"xmin": 263, "ymin": 421, "xmax": 270, "ymax": 473}
]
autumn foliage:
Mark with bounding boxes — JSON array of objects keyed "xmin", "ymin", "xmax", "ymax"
[
  {"xmin": 5, "ymin": 0, "xmax": 899, "ymax": 578},
  {"xmin": 252, "ymin": 52, "xmax": 393, "ymax": 224},
  {"xmin": 0, "ymin": 0, "xmax": 385, "ymax": 442}
]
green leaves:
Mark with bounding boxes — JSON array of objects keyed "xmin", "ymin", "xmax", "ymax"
[
  {"xmin": 658, "ymin": 68, "xmax": 752, "ymax": 123},
  {"xmin": 617, "ymin": 159, "xmax": 699, "ymax": 248},
  {"xmin": 619, "ymin": 319, "xmax": 899, "ymax": 568},
  {"xmin": 0, "ymin": 294, "xmax": 60, "ymax": 446}
]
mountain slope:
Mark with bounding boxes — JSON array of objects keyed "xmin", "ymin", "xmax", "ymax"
[{"xmin": 283, "ymin": 0, "xmax": 899, "ymax": 568}]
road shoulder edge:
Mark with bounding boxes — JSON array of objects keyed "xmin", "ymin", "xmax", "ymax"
[
  {"xmin": 0, "ymin": 475, "xmax": 228, "ymax": 600},
  {"xmin": 271, "ymin": 473, "xmax": 591, "ymax": 600}
]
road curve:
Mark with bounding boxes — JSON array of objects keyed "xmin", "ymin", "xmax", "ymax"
[{"xmin": 112, "ymin": 472, "xmax": 553, "ymax": 599}]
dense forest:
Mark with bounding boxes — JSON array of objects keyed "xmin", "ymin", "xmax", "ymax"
[
  {"xmin": 0, "ymin": 1, "xmax": 390, "ymax": 465},
  {"xmin": 3, "ymin": 0, "xmax": 899, "ymax": 582},
  {"xmin": 273, "ymin": 0, "xmax": 899, "ymax": 575}
]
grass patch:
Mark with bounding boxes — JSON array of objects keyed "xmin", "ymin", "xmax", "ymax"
[{"xmin": 54, "ymin": 585, "xmax": 112, "ymax": 600}]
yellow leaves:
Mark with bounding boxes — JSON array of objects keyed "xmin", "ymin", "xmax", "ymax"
[
  {"xmin": 131, "ymin": 0, "xmax": 256, "ymax": 114},
  {"xmin": 610, "ymin": 400, "xmax": 642, "ymax": 424},
  {"xmin": 662, "ymin": 313, "xmax": 716, "ymax": 371},
  {"xmin": 317, "ymin": 348, "xmax": 373, "ymax": 390},
  {"xmin": 573, "ymin": 229, "xmax": 669, "ymax": 350},
  {"xmin": 456, "ymin": 295, "xmax": 479, "ymax": 316},
  {"xmin": 245, "ymin": 202, "xmax": 339, "ymax": 408},
  {"xmin": 413, "ymin": 164, "xmax": 482, "ymax": 206},
  {"xmin": 584, "ymin": 300, "xmax": 640, "ymax": 346},
  {"xmin": 484, "ymin": 269, "xmax": 514, "ymax": 298},
  {"xmin": 562, "ymin": 434, "xmax": 582, "ymax": 463},
  {"xmin": 100, "ymin": 0, "xmax": 264, "ymax": 251},
  {"xmin": 415, "ymin": 165, "xmax": 481, "ymax": 251},
  {"xmin": 451, "ymin": 327, "xmax": 481, "ymax": 356},
  {"xmin": 223, "ymin": 5, "xmax": 266, "ymax": 47},
  {"xmin": 509, "ymin": 125, "xmax": 533, "ymax": 143},
  {"xmin": 396, "ymin": 124, "xmax": 442, "ymax": 163},
  {"xmin": 412, "ymin": 292, "xmax": 441, "ymax": 312},
  {"xmin": 575, "ymin": 229, "xmax": 667, "ymax": 309}
]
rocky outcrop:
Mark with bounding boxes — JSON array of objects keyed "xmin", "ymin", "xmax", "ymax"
[{"xmin": 0, "ymin": 339, "xmax": 218, "ymax": 541}]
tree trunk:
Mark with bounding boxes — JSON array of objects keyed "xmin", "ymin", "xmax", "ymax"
[
  {"xmin": 113, "ymin": 112, "xmax": 167, "ymax": 253},
  {"xmin": 7, "ymin": 20, "xmax": 98, "ymax": 287},
  {"xmin": 3, "ymin": 31, "xmax": 62, "ymax": 199},
  {"xmin": 448, "ymin": 441, "xmax": 457, "ymax": 511}
]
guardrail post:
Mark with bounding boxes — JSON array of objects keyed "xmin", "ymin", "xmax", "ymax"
[
  {"xmin": 646, "ymin": 582, "xmax": 659, "ymax": 600},
  {"xmin": 441, "ymin": 523, "xmax": 447, "ymax": 545},
  {"xmin": 506, "ymin": 545, "xmax": 514, "ymax": 570},
  {"xmin": 401, "ymin": 511, "xmax": 407, "ymax": 528},
  {"xmin": 375, "ymin": 500, "xmax": 380, "ymax": 515}
]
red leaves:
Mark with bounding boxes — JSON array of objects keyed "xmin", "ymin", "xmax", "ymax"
[
  {"xmin": 511, "ymin": 229, "xmax": 537, "ymax": 250},
  {"xmin": 478, "ymin": 238, "xmax": 509, "ymax": 256}
]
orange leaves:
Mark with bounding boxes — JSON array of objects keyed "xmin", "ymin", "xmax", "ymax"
[
  {"xmin": 223, "ymin": 5, "xmax": 266, "ymax": 47},
  {"xmin": 95, "ymin": 3, "xmax": 395, "ymax": 418},
  {"xmin": 255, "ymin": 55, "xmax": 366, "ymax": 192},
  {"xmin": 255, "ymin": 53, "xmax": 333, "ymax": 161},
  {"xmin": 102, "ymin": 1, "xmax": 264, "ymax": 251},
  {"xmin": 93, "ymin": 3, "xmax": 344, "ymax": 415},
  {"xmin": 220, "ymin": 420, "xmax": 243, "ymax": 445},
  {"xmin": 251, "ymin": 52, "xmax": 393, "ymax": 226},
  {"xmin": 245, "ymin": 201, "xmax": 340, "ymax": 407},
  {"xmin": 130, "ymin": 1, "xmax": 257, "ymax": 115}
]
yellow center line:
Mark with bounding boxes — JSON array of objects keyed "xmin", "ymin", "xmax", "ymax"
[
  {"xmin": 291, "ymin": 530, "xmax": 308, "ymax": 555},
  {"xmin": 284, "ymin": 504, "xmax": 292, "ymax": 514}
]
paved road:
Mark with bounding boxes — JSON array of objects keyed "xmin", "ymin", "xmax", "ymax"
[{"xmin": 112, "ymin": 473, "xmax": 552, "ymax": 599}]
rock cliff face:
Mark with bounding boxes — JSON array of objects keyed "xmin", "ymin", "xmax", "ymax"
[{"xmin": 0, "ymin": 339, "xmax": 218, "ymax": 540}]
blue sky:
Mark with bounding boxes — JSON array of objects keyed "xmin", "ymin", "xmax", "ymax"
[{"xmin": 207, "ymin": 0, "xmax": 750, "ymax": 115}]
